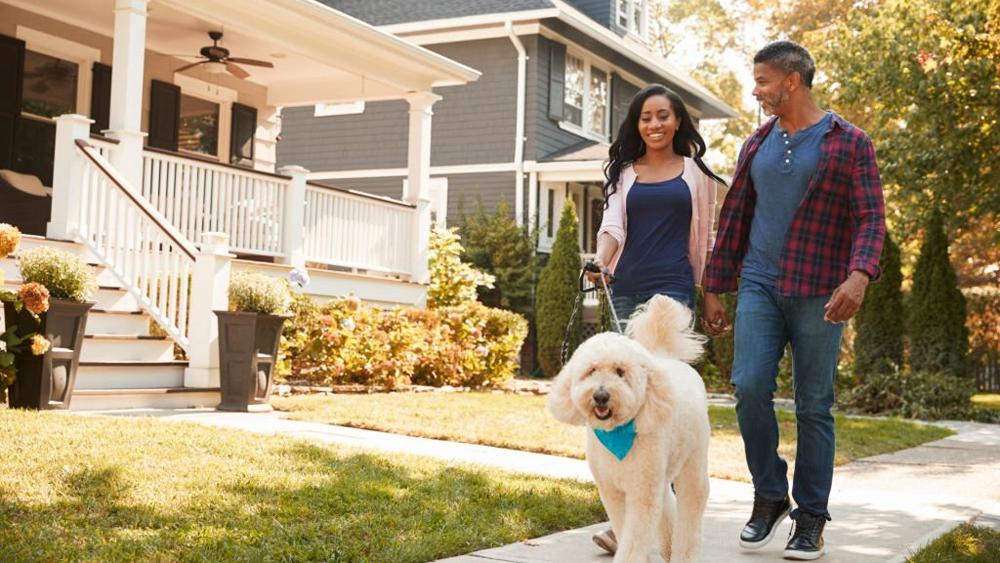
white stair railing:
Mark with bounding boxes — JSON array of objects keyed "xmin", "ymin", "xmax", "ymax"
[{"xmin": 74, "ymin": 139, "xmax": 197, "ymax": 353}]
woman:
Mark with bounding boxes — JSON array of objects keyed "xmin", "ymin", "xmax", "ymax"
[
  {"xmin": 589, "ymin": 84, "xmax": 726, "ymax": 324},
  {"xmin": 587, "ymin": 84, "xmax": 726, "ymax": 556}
]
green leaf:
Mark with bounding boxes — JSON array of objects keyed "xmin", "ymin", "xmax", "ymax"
[{"xmin": 0, "ymin": 352, "xmax": 14, "ymax": 368}]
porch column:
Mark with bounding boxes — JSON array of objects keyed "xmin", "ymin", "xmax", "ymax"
[
  {"xmin": 404, "ymin": 91, "xmax": 440, "ymax": 284},
  {"xmin": 106, "ymin": 0, "xmax": 149, "ymax": 189},
  {"xmin": 277, "ymin": 165, "xmax": 309, "ymax": 269},
  {"xmin": 47, "ymin": 114, "xmax": 94, "ymax": 240},
  {"xmin": 184, "ymin": 232, "xmax": 233, "ymax": 389}
]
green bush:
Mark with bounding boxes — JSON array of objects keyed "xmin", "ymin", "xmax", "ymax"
[
  {"xmin": 228, "ymin": 271, "xmax": 291, "ymax": 315},
  {"xmin": 427, "ymin": 228, "xmax": 494, "ymax": 309},
  {"xmin": 535, "ymin": 200, "xmax": 582, "ymax": 377},
  {"xmin": 838, "ymin": 369, "xmax": 998, "ymax": 421},
  {"xmin": 459, "ymin": 199, "xmax": 538, "ymax": 320},
  {"xmin": 278, "ymin": 296, "xmax": 527, "ymax": 390},
  {"xmin": 854, "ymin": 232, "xmax": 905, "ymax": 376},
  {"xmin": 908, "ymin": 212, "xmax": 969, "ymax": 376},
  {"xmin": 965, "ymin": 287, "xmax": 999, "ymax": 386},
  {"xmin": 18, "ymin": 247, "xmax": 96, "ymax": 302}
]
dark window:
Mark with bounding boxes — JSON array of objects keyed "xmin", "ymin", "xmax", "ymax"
[
  {"xmin": 21, "ymin": 50, "xmax": 77, "ymax": 118},
  {"xmin": 547, "ymin": 188, "xmax": 555, "ymax": 238},
  {"xmin": 178, "ymin": 93, "xmax": 219, "ymax": 156}
]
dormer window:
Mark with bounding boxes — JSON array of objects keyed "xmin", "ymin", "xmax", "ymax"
[{"xmin": 617, "ymin": 0, "xmax": 646, "ymax": 36}]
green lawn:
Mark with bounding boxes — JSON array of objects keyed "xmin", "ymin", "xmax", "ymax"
[
  {"xmin": 972, "ymin": 394, "xmax": 1000, "ymax": 411},
  {"xmin": 271, "ymin": 392, "xmax": 954, "ymax": 483},
  {"xmin": 0, "ymin": 409, "xmax": 604, "ymax": 562},
  {"xmin": 908, "ymin": 524, "xmax": 1000, "ymax": 562}
]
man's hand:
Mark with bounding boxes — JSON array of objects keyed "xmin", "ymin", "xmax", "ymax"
[
  {"xmin": 824, "ymin": 270, "xmax": 870, "ymax": 323},
  {"xmin": 702, "ymin": 292, "xmax": 732, "ymax": 336}
]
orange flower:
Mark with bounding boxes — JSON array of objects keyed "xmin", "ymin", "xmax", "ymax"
[
  {"xmin": 0, "ymin": 223, "xmax": 20, "ymax": 258},
  {"xmin": 18, "ymin": 282, "xmax": 50, "ymax": 314}
]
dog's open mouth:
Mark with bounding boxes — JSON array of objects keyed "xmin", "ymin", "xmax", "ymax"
[{"xmin": 593, "ymin": 406, "xmax": 612, "ymax": 420}]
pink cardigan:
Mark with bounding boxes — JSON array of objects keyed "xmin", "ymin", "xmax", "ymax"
[{"xmin": 597, "ymin": 158, "xmax": 719, "ymax": 287}]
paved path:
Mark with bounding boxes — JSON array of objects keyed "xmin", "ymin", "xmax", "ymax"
[{"xmin": 82, "ymin": 409, "xmax": 1000, "ymax": 562}]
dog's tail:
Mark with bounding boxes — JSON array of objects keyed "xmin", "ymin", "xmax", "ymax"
[{"xmin": 625, "ymin": 294, "xmax": 706, "ymax": 363}]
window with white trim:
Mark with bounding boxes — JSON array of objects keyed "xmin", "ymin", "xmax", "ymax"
[
  {"xmin": 562, "ymin": 52, "xmax": 610, "ymax": 139},
  {"xmin": 178, "ymin": 94, "xmax": 219, "ymax": 157},
  {"xmin": 563, "ymin": 54, "xmax": 584, "ymax": 127},
  {"xmin": 617, "ymin": 0, "xmax": 646, "ymax": 36}
]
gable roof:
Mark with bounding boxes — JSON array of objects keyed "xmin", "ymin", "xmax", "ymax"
[{"xmin": 316, "ymin": 0, "xmax": 555, "ymax": 26}]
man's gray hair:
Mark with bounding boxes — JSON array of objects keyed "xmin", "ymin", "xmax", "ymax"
[{"xmin": 753, "ymin": 41, "xmax": 816, "ymax": 88}]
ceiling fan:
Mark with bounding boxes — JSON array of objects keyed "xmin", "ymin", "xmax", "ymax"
[{"xmin": 175, "ymin": 31, "xmax": 273, "ymax": 79}]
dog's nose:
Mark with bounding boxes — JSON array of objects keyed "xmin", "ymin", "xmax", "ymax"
[{"xmin": 593, "ymin": 387, "xmax": 610, "ymax": 406}]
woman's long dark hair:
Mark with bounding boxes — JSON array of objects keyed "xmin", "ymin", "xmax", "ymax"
[{"xmin": 603, "ymin": 84, "xmax": 727, "ymax": 208}]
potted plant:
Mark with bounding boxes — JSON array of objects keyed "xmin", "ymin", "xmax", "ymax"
[
  {"xmin": 215, "ymin": 271, "xmax": 291, "ymax": 412},
  {"xmin": 0, "ymin": 228, "xmax": 95, "ymax": 409}
]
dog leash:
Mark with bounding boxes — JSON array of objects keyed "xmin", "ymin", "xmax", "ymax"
[{"xmin": 560, "ymin": 261, "xmax": 624, "ymax": 365}]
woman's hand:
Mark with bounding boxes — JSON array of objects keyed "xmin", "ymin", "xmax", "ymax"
[
  {"xmin": 702, "ymin": 292, "xmax": 731, "ymax": 336},
  {"xmin": 585, "ymin": 257, "xmax": 613, "ymax": 285}
]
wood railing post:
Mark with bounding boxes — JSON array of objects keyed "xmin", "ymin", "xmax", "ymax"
[
  {"xmin": 184, "ymin": 232, "xmax": 233, "ymax": 389},
  {"xmin": 277, "ymin": 165, "xmax": 309, "ymax": 270},
  {"xmin": 48, "ymin": 114, "xmax": 94, "ymax": 241}
]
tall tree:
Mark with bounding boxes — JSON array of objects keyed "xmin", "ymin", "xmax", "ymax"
[
  {"xmin": 807, "ymin": 0, "xmax": 1000, "ymax": 236},
  {"xmin": 908, "ymin": 211, "xmax": 970, "ymax": 376}
]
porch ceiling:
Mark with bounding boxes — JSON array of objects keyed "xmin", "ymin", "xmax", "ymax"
[{"xmin": 5, "ymin": 0, "xmax": 480, "ymax": 106}]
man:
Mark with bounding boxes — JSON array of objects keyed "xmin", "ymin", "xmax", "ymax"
[{"xmin": 703, "ymin": 41, "xmax": 885, "ymax": 560}]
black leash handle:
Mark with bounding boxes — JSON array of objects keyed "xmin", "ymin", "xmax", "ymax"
[{"xmin": 560, "ymin": 261, "xmax": 624, "ymax": 366}]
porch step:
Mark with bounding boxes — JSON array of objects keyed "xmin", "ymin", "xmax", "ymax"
[
  {"xmin": 86, "ymin": 309, "xmax": 150, "ymax": 336},
  {"xmin": 81, "ymin": 334, "xmax": 175, "ymax": 362},
  {"xmin": 1, "ymin": 254, "xmax": 119, "ymax": 287},
  {"xmin": 70, "ymin": 387, "xmax": 220, "ymax": 411},
  {"xmin": 75, "ymin": 361, "xmax": 187, "ymax": 389},
  {"xmin": 2, "ymin": 279, "xmax": 138, "ymax": 312}
]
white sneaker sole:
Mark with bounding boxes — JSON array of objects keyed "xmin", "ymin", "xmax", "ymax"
[
  {"xmin": 783, "ymin": 546, "xmax": 825, "ymax": 560},
  {"xmin": 738, "ymin": 506, "xmax": 791, "ymax": 550}
]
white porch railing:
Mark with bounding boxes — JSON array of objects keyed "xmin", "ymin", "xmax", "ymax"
[
  {"xmin": 141, "ymin": 148, "xmax": 286, "ymax": 258},
  {"xmin": 75, "ymin": 139, "xmax": 197, "ymax": 352},
  {"xmin": 89, "ymin": 134, "xmax": 120, "ymax": 161},
  {"xmin": 303, "ymin": 183, "xmax": 415, "ymax": 274}
]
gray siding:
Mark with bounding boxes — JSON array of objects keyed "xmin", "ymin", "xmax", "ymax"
[
  {"xmin": 321, "ymin": 173, "xmax": 518, "ymax": 228},
  {"xmin": 564, "ymin": 0, "xmax": 613, "ymax": 28},
  {"xmin": 531, "ymin": 35, "xmax": 595, "ymax": 159},
  {"xmin": 277, "ymin": 38, "xmax": 518, "ymax": 173}
]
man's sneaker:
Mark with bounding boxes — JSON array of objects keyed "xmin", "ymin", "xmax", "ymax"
[
  {"xmin": 739, "ymin": 494, "xmax": 792, "ymax": 549},
  {"xmin": 592, "ymin": 527, "xmax": 617, "ymax": 554},
  {"xmin": 783, "ymin": 512, "xmax": 826, "ymax": 560}
]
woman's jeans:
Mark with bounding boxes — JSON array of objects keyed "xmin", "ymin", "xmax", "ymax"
[
  {"xmin": 731, "ymin": 277, "xmax": 844, "ymax": 520},
  {"xmin": 610, "ymin": 286, "xmax": 696, "ymax": 330}
]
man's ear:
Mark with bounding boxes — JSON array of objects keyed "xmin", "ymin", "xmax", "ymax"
[
  {"xmin": 635, "ymin": 358, "xmax": 674, "ymax": 432},
  {"xmin": 547, "ymin": 366, "xmax": 587, "ymax": 426}
]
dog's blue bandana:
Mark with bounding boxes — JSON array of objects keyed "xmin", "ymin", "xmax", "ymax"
[{"xmin": 593, "ymin": 419, "xmax": 636, "ymax": 460}]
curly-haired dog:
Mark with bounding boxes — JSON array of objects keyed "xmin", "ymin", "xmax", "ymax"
[{"xmin": 547, "ymin": 295, "xmax": 710, "ymax": 563}]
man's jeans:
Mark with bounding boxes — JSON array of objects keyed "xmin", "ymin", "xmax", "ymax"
[
  {"xmin": 731, "ymin": 277, "xmax": 844, "ymax": 520},
  {"xmin": 611, "ymin": 286, "xmax": 696, "ymax": 330}
]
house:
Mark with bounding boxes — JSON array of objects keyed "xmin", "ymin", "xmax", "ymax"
[
  {"xmin": 277, "ymin": 0, "xmax": 736, "ymax": 256},
  {"xmin": 0, "ymin": 0, "xmax": 479, "ymax": 409}
]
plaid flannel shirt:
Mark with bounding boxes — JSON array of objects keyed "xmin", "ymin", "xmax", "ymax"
[{"xmin": 704, "ymin": 113, "xmax": 886, "ymax": 297}]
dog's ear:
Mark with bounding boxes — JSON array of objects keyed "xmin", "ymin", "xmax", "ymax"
[
  {"xmin": 547, "ymin": 365, "xmax": 587, "ymax": 426},
  {"xmin": 635, "ymin": 358, "xmax": 674, "ymax": 431}
]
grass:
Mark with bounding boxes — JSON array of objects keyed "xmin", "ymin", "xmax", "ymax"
[
  {"xmin": 972, "ymin": 394, "xmax": 1000, "ymax": 411},
  {"xmin": 907, "ymin": 524, "xmax": 1000, "ymax": 562},
  {"xmin": 271, "ymin": 392, "xmax": 954, "ymax": 482},
  {"xmin": 0, "ymin": 409, "xmax": 604, "ymax": 562}
]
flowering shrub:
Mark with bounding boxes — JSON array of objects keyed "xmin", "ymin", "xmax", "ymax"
[
  {"xmin": 229, "ymin": 271, "xmax": 292, "ymax": 315},
  {"xmin": 0, "ymin": 224, "xmax": 52, "ymax": 401},
  {"xmin": 278, "ymin": 296, "xmax": 527, "ymax": 389},
  {"xmin": 427, "ymin": 228, "xmax": 495, "ymax": 309},
  {"xmin": 18, "ymin": 246, "xmax": 96, "ymax": 302}
]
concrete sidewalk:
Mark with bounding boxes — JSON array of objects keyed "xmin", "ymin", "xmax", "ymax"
[{"xmin": 82, "ymin": 409, "xmax": 1000, "ymax": 562}]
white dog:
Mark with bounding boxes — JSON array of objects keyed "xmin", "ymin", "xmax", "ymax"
[{"xmin": 547, "ymin": 295, "xmax": 711, "ymax": 563}]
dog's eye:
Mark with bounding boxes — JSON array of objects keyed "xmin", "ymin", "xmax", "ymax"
[{"xmin": 616, "ymin": 367, "xmax": 625, "ymax": 378}]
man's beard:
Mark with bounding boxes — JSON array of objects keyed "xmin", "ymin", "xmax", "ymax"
[{"xmin": 759, "ymin": 91, "xmax": 787, "ymax": 116}]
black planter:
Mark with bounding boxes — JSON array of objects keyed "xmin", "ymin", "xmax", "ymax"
[
  {"xmin": 215, "ymin": 310, "xmax": 287, "ymax": 412},
  {"xmin": 3, "ymin": 298, "xmax": 93, "ymax": 410}
]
